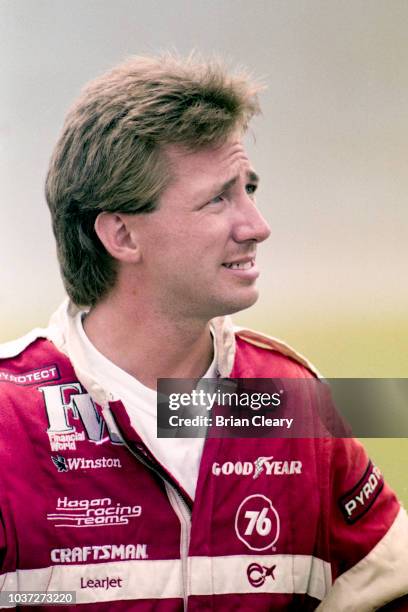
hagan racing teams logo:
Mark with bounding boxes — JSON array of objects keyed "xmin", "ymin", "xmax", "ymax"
[
  {"xmin": 47, "ymin": 496, "xmax": 142, "ymax": 528},
  {"xmin": 212, "ymin": 456, "xmax": 302, "ymax": 478},
  {"xmin": 39, "ymin": 382, "xmax": 122, "ymax": 450},
  {"xmin": 51, "ymin": 454, "xmax": 122, "ymax": 472}
]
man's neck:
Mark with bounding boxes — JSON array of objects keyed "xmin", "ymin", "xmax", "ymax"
[{"xmin": 82, "ymin": 294, "xmax": 214, "ymax": 391}]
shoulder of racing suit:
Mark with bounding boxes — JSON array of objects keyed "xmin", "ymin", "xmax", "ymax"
[{"xmin": 232, "ymin": 326, "xmax": 320, "ymax": 378}]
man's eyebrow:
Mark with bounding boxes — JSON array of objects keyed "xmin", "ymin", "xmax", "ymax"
[
  {"xmin": 217, "ymin": 176, "xmax": 239, "ymax": 193},
  {"xmin": 212, "ymin": 170, "xmax": 260, "ymax": 195},
  {"xmin": 247, "ymin": 170, "xmax": 260, "ymax": 184}
]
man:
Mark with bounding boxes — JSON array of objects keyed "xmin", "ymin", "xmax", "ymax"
[{"xmin": 0, "ymin": 54, "xmax": 407, "ymax": 610}]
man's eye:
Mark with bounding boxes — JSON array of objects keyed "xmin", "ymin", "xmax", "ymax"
[
  {"xmin": 209, "ymin": 194, "xmax": 224, "ymax": 204},
  {"xmin": 246, "ymin": 183, "xmax": 258, "ymax": 196}
]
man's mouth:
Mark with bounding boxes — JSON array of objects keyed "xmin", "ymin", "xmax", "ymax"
[
  {"xmin": 222, "ymin": 258, "xmax": 255, "ymax": 270},
  {"xmin": 222, "ymin": 259, "xmax": 255, "ymax": 270}
]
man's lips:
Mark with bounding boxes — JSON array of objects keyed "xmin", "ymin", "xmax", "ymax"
[
  {"xmin": 222, "ymin": 257, "xmax": 256, "ymax": 270},
  {"xmin": 221, "ymin": 256, "xmax": 259, "ymax": 280}
]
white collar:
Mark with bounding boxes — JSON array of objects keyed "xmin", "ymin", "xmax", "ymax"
[{"xmin": 47, "ymin": 299, "xmax": 236, "ymax": 406}]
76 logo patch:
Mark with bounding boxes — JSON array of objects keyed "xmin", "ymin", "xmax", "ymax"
[{"xmin": 235, "ymin": 494, "xmax": 280, "ymax": 551}]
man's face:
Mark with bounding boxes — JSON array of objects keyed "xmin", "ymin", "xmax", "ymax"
[{"xmin": 133, "ymin": 138, "xmax": 271, "ymax": 322}]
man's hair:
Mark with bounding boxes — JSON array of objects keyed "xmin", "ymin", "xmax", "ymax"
[{"xmin": 45, "ymin": 53, "xmax": 262, "ymax": 306}]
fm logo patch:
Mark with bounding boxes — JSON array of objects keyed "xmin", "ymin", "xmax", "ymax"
[
  {"xmin": 40, "ymin": 382, "xmax": 123, "ymax": 450},
  {"xmin": 339, "ymin": 461, "xmax": 384, "ymax": 524}
]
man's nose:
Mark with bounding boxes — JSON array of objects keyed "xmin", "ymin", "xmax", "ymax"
[{"xmin": 232, "ymin": 196, "xmax": 271, "ymax": 244}]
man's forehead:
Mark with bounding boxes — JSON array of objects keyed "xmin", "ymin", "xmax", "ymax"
[{"xmin": 163, "ymin": 140, "xmax": 251, "ymax": 178}]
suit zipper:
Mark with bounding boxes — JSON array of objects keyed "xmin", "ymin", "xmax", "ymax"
[
  {"xmin": 165, "ymin": 482, "xmax": 191, "ymax": 610},
  {"xmin": 102, "ymin": 405, "xmax": 191, "ymax": 610}
]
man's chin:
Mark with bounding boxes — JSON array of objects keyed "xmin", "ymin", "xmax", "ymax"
[{"xmin": 211, "ymin": 288, "xmax": 260, "ymax": 318}]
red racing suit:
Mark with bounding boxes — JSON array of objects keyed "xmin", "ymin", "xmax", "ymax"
[{"xmin": 0, "ymin": 306, "xmax": 407, "ymax": 610}]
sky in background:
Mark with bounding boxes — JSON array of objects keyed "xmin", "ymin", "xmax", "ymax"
[{"xmin": 1, "ymin": 0, "xmax": 407, "ymax": 376}]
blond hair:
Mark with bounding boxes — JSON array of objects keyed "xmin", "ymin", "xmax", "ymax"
[{"xmin": 45, "ymin": 53, "xmax": 262, "ymax": 306}]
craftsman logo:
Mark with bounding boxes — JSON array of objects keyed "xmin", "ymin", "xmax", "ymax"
[
  {"xmin": 0, "ymin": 365, "xmax": 60, "ymax": 386},
  {"xmin": 51, "ymin": 543, "xmax": 148, "ymax": 563},
  {"xmin": 247, "ymin": 562, "xmax": 276, "ymax": 587},
  {"xmin": 339, "ymin": 461, "xmax": 384, "ymax": 524},
  {"xmin": 235, "ymin": 494, "xmax": 280, "ymax": 551},
  {"xmin": 51, "ymin": 455, "xmax": 122, "ymax": 472},
  {"xmin": 39, "ymin": 382, "xmax": 122, "ymax": 450},
  {"xmin": 47, "ymin": 496, "xmax": 142, "ymax": 528},
  {"xmin": 212, "ymin": 456, "xmax": 302, "ymax": 478}
]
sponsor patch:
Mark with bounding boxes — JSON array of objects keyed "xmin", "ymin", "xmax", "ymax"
[
  {"xmin": 48, "ymin": 431, "xmax": 86, "ymax": 451},
  {"xmin": 51, "ymin": 455, "xmax": 69, "ymax": 472},
  {"xmin": 80, "ymin": 576, "xmax": 123, "ymax": 590},
  {"xmin": 51, "ymin": 543, "xmax": 148, "ymax": 563},
  {"xmin": 235, "ymin": 494, "xmax": 280, "ymax": 551},
  {"xmin": 51, "ymin": 454, "xmax": 122, "ymax": 472},
  {"xmin": 212, "ymin": 456, "xmax": 302, "ymax": 478},
  {"xmin": 339, "ymin": 461, "xmax": 384, "ymax": 524},
  {"xmin": 47, "ymin": 496, "xmax": 142, "ymax": 528},
  {"xmin": 40, "ymin": 382, "xmax": 123, "ymax": 449},
  {"xmin": 247, "ymin": 562, "xmax": 276, "ymax": 587},
  {"xmin": 0, "ymin": 365, "xmax": 60, "ymax": 386}
]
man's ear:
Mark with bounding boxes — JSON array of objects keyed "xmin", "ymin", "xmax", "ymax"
[{"xmin": 94, "ymin": 212, "xmax": 142, "ymax": 263}]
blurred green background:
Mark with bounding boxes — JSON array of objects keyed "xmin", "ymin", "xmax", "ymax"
[{"xmin": 236, "ymin": 310, "xmax": 408, "ymax": 506}]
